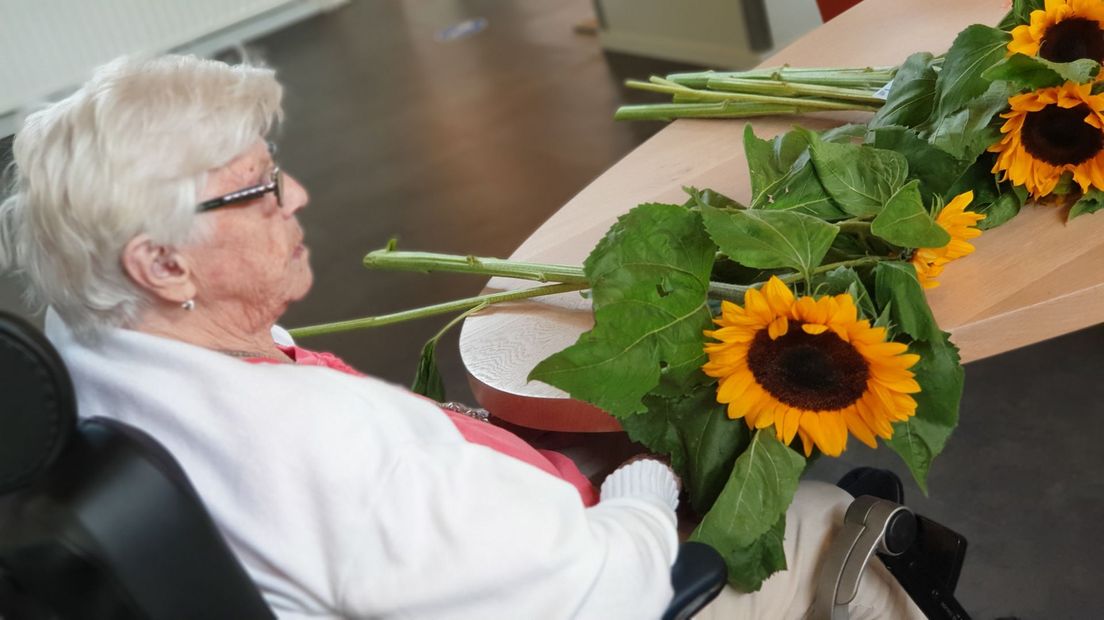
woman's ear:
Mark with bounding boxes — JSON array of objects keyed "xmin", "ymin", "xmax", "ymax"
[{"xmin": 121, "ymin": 234, "xmax": 196, "ymax": 305}]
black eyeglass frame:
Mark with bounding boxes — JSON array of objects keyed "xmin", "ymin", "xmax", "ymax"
[{"xmin": 196, "ymin": 166, "xmax": 284, "ymax": 213}]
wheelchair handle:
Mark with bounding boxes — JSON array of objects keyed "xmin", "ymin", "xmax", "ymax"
[{"xmin": 809, "ymin": 496, "xmax": 917, "ymax": 620}]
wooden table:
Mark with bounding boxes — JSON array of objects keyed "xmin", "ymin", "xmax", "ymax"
[{"xmin": 459, "ymin": 0, "xmax": 1104, "ymax": 432}]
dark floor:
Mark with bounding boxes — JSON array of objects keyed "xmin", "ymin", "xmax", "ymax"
[
  {"xmin": 2, "ymin": 1, "xmax": 1102, "ymax": 617},
  {"xmin": 248, "ymin": 0, "xmax": 683, "ymax": 406}
]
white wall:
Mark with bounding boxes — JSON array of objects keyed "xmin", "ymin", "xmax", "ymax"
[
  {"xmin": 595, "ymin": 0, "xmax": 824, "ymax": 68},
  {"xmin": 763, "ymin": 0, "xmax": 826, "ymax": 55},
  {"xmin": 0, "ymin": 0, "xmax": 343, "ymax": 136}
]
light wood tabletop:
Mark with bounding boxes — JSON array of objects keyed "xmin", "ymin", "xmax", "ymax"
[{"xmin": 459, "ymin": 0, "xmax": 1104, "ymax": 432}]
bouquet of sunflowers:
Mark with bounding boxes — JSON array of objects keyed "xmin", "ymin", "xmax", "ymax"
[{"xmin": 295, "ymin": 0, "xmax": 1104, "ymax": 590}]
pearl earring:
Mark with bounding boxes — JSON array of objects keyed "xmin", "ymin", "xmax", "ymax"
[{"xmin": 181, "ymin": 299, "xmax": 196, "ymax": 311}]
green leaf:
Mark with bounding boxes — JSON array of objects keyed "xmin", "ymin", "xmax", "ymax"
[
  {"xmin": 1069, "ymin": 188, "xmax": 1104, "ymax": 220},
  {"xmin": 977, "ymin": 185, "xmax": 1027, "ymax": 229},
  {"xmin": 710, "ymin": 259, "xmax": 786, "ymax": 288},
  {"xmin": 622, "ymin": 387, "xmax": 751, "ymax": 514},
  {"xmin": 874, "ymin": 302, "xmax": 895, "ymax": 338},
  {"xmin": 871, "ymin": 126, "xmax": 968, "ymax": 201},
  {"xmin": 871, "ymin": 181, "xmax": 952, "ymax": 248},
  {"xmin": 744, "ymin": 124, "xmax": 797, "ymax": 201},
  {"xmin": 1051, "ymin": 171, "xmax": 1077, "ymax": 195},
  {"xmin": 820, "ymin": 123, "xmax": 868, "ymax": 143},
  {"xmin": 689, "ymin": 430, "xmax": 805, "ymax": 591},
  {"xmin": 926, "ymin": 80, "xmax": 1012, "ymax": 161},
  {"xmin": 691, "ymin": 431, "xmax": 803, "ymax": 546},
  {"xmin": 708, "ymin": 514, "xmax": 787, "ymax": 592},
  {"xmin": 764, "ymin": 165, "xmax": 849, "ymax": 220},
  {"xmin": 934, "ymin": 25, "xmax": 1012, "ymax": 116},
  {"xmin": 871, "ymin": 264, "xmax": 963, "ymax": 493},
  {"xmin": 821, "ymin": 267, "xmax": 876, "ymax": 319},
  {"xmin": 983, "ymin": 54, "xmax": 1100, "ymax": 90},
  {"xmin": 885, "ymin": 333, "xmax": 963, "ymax": 494},
  {"xmin": 411, "ymin": 304, "xmax": 487, "ymax": 402},
  {"xmin": 809, "ymin": 136, "xmax": 909, "ymax": 217},
  {"xmin": 947, "ymin": 155, "xmax": 1001, "ymax": 209},
  {"xmin": 870, "ymin": 52, "xmax": 939, "ymax": 130},
  {"xmin": 701, "ymin": 206, "xmax": 839, "ymax": 277},
  {"xmin": 411, "ymin": 337, "xmax": 447, "ymax": 401},
  {"xmin": 998, "ymin": 0, "xmax": 1045, "ymax": 30},
  {"xmin": 684, "ymin": 186, "xmax": 744, "ymax": 211},
  {"xmin": 873, "ymin": 261, "xmax": 941, "ymax": 343},
  {"xmin": 822, "ymin": 232, "xmax": 871, "ymax": 264},
  {"xmin": 529, "ymin": 203, "xmax": 715, "ymax": 417},
  {"xmin": 744, "ymin": 126, "xmax": 849, "ymax": 220}
]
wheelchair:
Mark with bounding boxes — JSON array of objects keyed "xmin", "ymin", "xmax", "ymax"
[{"xmin": 0, "ymin": 311, "xmax": 968, "ymax": 619}]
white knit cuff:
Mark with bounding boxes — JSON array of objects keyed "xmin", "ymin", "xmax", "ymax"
[{"xmin": 600, "ymin": 459, "xmax": 680, "ymax": 512}]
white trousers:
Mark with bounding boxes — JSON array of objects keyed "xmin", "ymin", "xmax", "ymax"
[{"xmin": 695, "ymin": 481, "xmax": 926, "ymax": 620}]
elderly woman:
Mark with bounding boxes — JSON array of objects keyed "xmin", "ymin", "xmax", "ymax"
[{"xmin": 0, "ymin": 55, "xmax": 922, "ymax": 619}]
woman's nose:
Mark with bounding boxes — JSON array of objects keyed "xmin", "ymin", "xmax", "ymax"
[{"xmin": 282, "ymin": 171, "xmax": 309, "ymax": 215}]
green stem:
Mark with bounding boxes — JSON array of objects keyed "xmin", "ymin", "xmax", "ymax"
[
  {"xmin": 704, "ymin": 77, "xmax": 886, "ymax": 105},
  {"xmin": 429, "ymin": 301, "xmax": 488, "ymax": 344},
  {"xmin": 288, "ymin": 282, "xmax": 587, "ymax": 338},
  {"xmin": 623, "ymin": 76, "xmax": 881, "ymax": 112},
  {"xmin": 706, "ymin": 280, "xmax": 751, "ymax": 300},
  {"xmin": 666, "ymin": 66, "xmax": 898, "ymax": 89},
  {"xmin": 706, "ymin": 256, "xmax": 886, "ymax": 303},
  {"xmin": 815, "ymin": 256, "xmax": 883, "ymax": 273},
  {"xmin": 613, "ymin": 100, "xmax": 875, "ymax": 122},
  {"xmin": 624, "ymin": 78, "xmax": 736, "ymax": 102},
  {"xmin": 614, "ymin": 101, "xmax": 814, "ymax": 121},
  {"xmin": 837, "ymin": 220, "xmax": 873, "ymax": 235},
  {"xmin": 690, "ymin": 85, "xmax": 881, "ymax": 111},
  {"xmin": 299, "ymin": 251, "xmax": 891, "ymax": 336},
  {"xmin": 364, "ymin": 249, "xmax": 588, "ymax": 285}
]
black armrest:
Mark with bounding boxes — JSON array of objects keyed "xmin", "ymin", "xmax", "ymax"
[
  {"xmin": 879, "ymin": 515, "xmax": 971, "ymax": 620},
  {"xmin": 663, "ymin": 541, "xmax": 727, "ymax": 620},
  {"xmin": 0, "ymin": 310, "xmax": 274, "ymax": 620}
]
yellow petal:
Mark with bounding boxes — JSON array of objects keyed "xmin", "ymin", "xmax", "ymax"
[
  {"xmin": 743, "ymin": 287, "xmax": 773, "ymax": 324},
  {"xmin": 874, "ymin": 376, "xmax": 922, "ymax": 394},
  {"xmin": 830, "ymin": 410, "xmax": 847, "ymax": 454},
  {"xmin": 782, "ymin": 407, "xmax": 801, "ymax": 445},
  {"xmin": 860, "ymin": 394, "xmax": 895, "ymax": 438},
  {"xmin": 799, "ymin": 411, "xmax": 824, "ymax": 454},
  {"xmin": 755, "ymin": 405, "xmax": 775, "ymax": 429},
  {"xmin": 796, "ymin": 428, "xmax": 815, "ymax": 458},
  {"xmin": 844, "ymin": 407, "xmax": 878, "ymax": 449},
  {"xmin": 726, "ymin": 400, "xmax": 748, "ymax": 420},
  {"xmin": 762, "ymin": 276, "xmax": 796, "ymax": 315},
  {"xmin": 717, "ymin": 370, "xmax": 756, "ymax": 403},
  {"xmin": 768, "ymin": 316, "xmax": 789, "ymax": 340}
]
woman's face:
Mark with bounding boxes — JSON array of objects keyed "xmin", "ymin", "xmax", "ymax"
[{"xmin": 188, "ymin": 140, "xmax": 313, "ymax": 320}]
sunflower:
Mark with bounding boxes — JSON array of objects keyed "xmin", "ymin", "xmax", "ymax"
[
  {"xmin": 1008, "ymin": 0, "xmax": 1104, "ymax": 63},
  {"xmin": 989, "ymin": 81, "xmax": 1104, "ymax": 198},
  {"xmin": 910, "ymin": 191, "xmax": 986, "ymax": 289},
  {"xmin": 702, "ymin": 277, "xmax": 920, "ymax": 457}
]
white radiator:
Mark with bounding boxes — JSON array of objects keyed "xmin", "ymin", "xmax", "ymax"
[{"xmin": 0, "ymin": 0, "xmax": 342, "ymax": 135}]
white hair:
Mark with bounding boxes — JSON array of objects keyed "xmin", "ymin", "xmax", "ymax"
[{"xmin": 0, "ymin": 54, "xmax": 283, "ymax": 340}]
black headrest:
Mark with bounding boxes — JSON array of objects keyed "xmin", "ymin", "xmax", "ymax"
[{"xmin": 0, "ymin": 311, "xmax": 77, "ymax": 494}]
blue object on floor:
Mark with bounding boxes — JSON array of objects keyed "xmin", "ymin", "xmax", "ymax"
[{"xmin": 436, "ymin": 17, "xmax": 488, "ymax": 42}]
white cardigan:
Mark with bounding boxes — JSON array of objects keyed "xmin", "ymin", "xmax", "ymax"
[{"xmin": 46, "ymin": 313, "xmax": 679, "ymax": 619}]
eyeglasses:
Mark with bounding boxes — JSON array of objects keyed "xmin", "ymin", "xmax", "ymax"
[{"xmin": 197, "ymin": 166, "xmax": 284, "ymax": 213}]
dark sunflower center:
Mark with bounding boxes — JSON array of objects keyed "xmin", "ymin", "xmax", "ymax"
[
  {"xmin": 1022, "ymin": 103, "xmax": 1103, "ymax": 165},
  {"xmin": 1039, "ymin": 18, "xmax": 1104, "ymax": 63},
  {"xmin": 747, "ymin": 326, "xmax": 869, "ymax": 411}
]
